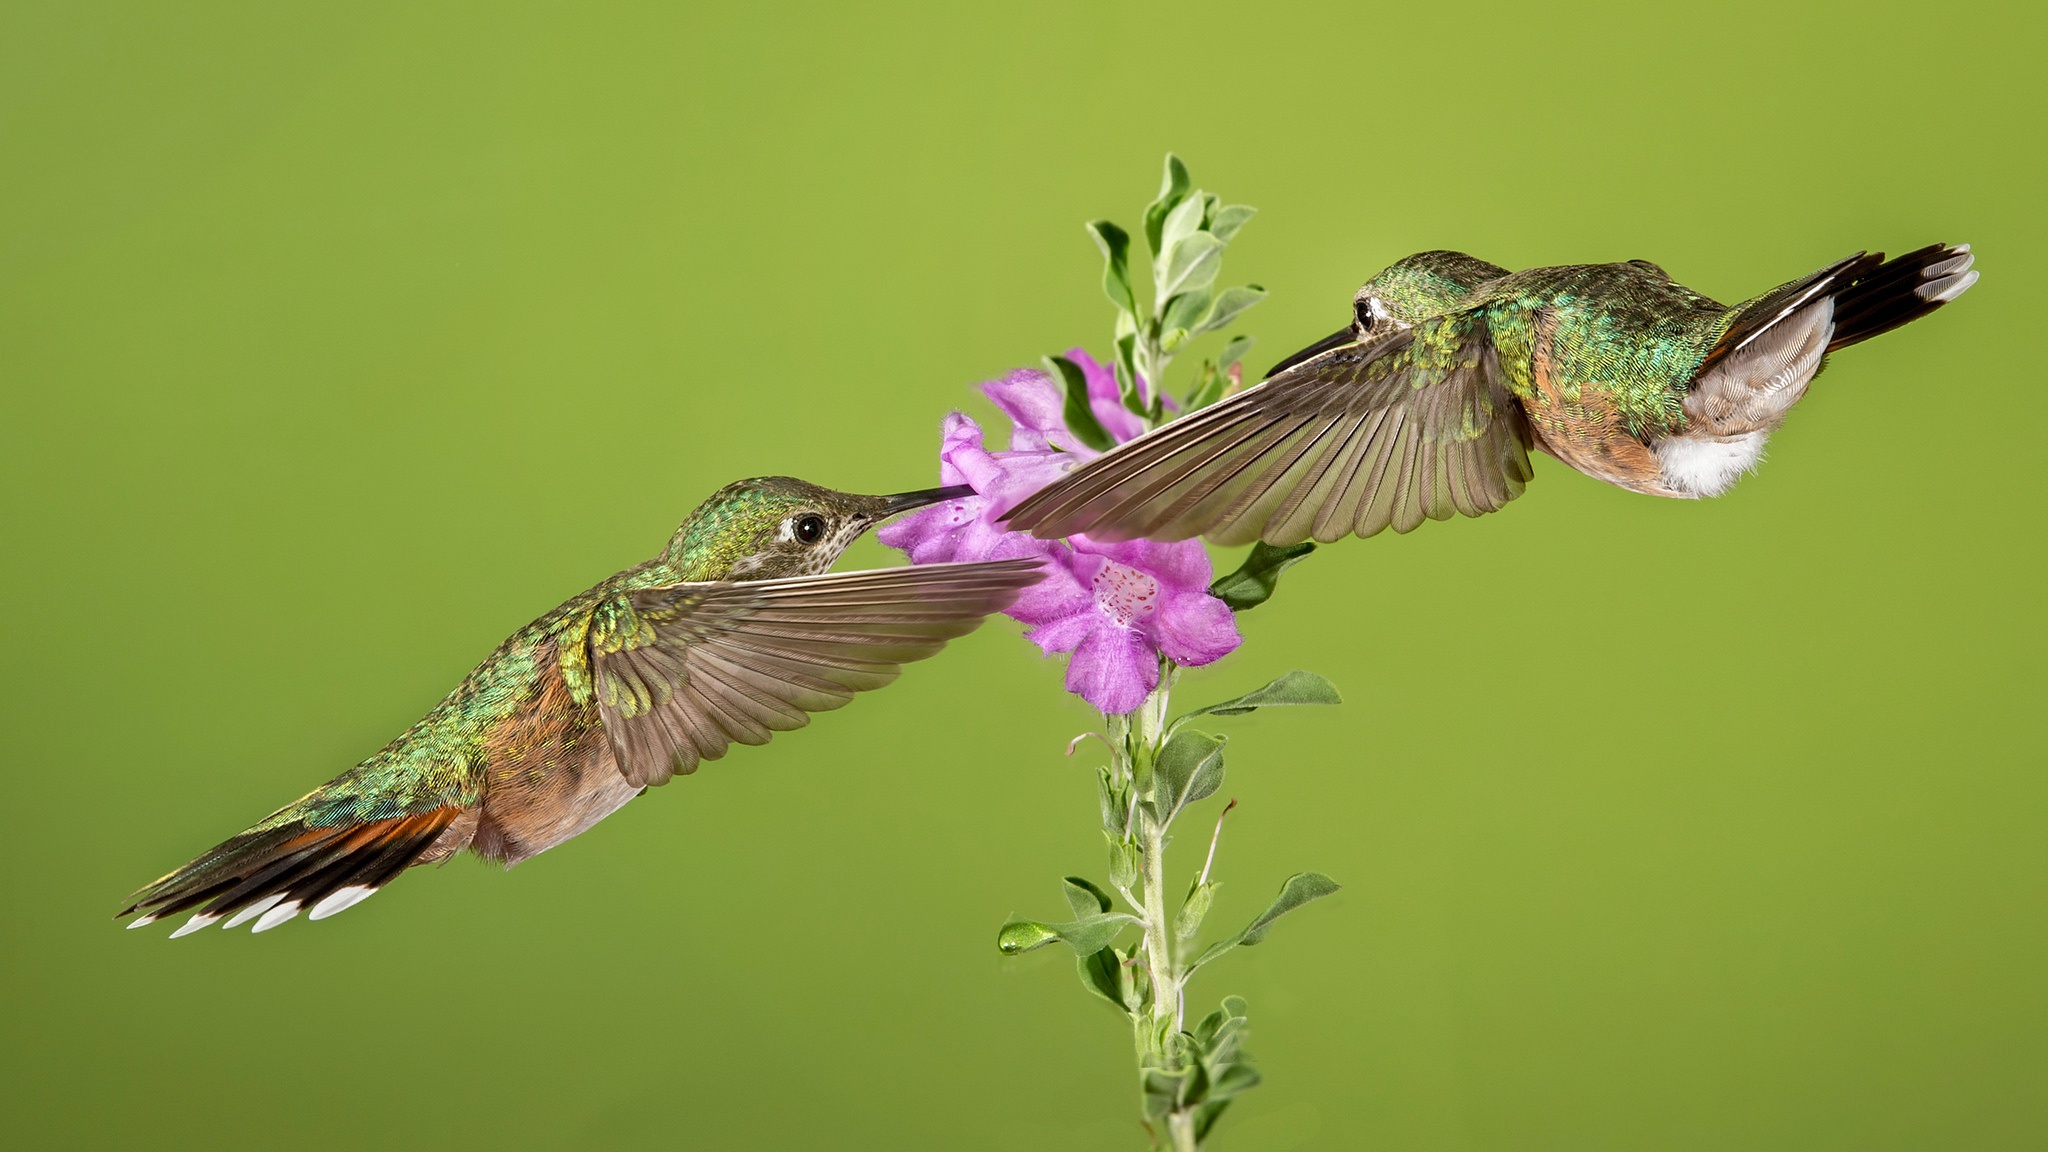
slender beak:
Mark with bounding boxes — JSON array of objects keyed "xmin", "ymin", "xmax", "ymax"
[
  {"xmin": 879, "ymin": 484, "xmax": 976, "ymax": 517},
  {"xmin": 1261, "ymin": 325, "xmax": 1357, "ymax": 379}
]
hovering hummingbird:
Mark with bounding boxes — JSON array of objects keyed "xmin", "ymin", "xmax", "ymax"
[
  {"xmin": 119, "ymin": 478, "xmax": 1042, "ymax": 936},
  {"xmin": 1004, "ymin": 244, "xmax": 1978, "ymax": 545}
]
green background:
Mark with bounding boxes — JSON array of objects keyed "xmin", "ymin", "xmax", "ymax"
[{"xmin": 4, "ymin": 2, "xmax": 2041, "ymax": 1148}]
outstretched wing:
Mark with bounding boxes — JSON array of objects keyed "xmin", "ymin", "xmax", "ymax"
[
  {"xmin": 1005, "ymin": 313, "xmax": 1533, "ymax": 545},
  {"xmin": 589, "ymin": 559, "xmax": 1042, "ymax": 787}
]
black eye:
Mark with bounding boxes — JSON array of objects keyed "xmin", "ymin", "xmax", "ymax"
[
  {"xmin": 1353, "ymin": 296, "xmax": 1377, "ymax": 332},
  {"xmin": 793, "ymin": 514, "xmax": 827, "ymax": 545}
]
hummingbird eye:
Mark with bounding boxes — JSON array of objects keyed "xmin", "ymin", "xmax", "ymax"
[
  {"xmin": 1353, "ymin": 295, "xmax": 1378, "ymax": 333},
  {"xmin": 792, "ymin": 513, "xmax": 827, "ymax": 545}
]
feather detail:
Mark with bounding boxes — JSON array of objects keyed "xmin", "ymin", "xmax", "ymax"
[
  {"xmin": 118, "ymin": 807, "xmax": 459, "ymax": 935},
  {"xmin": 590, "ymin": 559, "xmax": 1045, "ymax": 787}
]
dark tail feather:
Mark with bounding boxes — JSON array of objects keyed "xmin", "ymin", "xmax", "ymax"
[
  {"xmin": 118, "ymin": 808, "xmax": 460, "ymax": 936},
  {"xmin": 1827, "ymin": 243, "xmax": 1977, "ymax": 351},
  {"xmin": 1695, "ymin": 252, "xmax": 1881, "ymax": 377}
]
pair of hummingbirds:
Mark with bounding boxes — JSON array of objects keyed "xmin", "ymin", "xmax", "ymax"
[{"xmin": 122, "ymin": 240, "xmax": 1975, "ymax": 936}]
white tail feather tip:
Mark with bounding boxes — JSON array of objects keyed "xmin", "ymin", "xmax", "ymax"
[
  {"xmin": 169, "ymin": 913, "xmax": 221, "ymax": 939},
  {"xmin": 1924, "ymin": 251, "xmax": 1975, "ymax": 278},
  {"xmin": 1918, "ymin": 269, "xmax": 1979, "ymax": 304},
  {"xmin": 223, "ymin": 893, "xmax": 287, "ymax": 929},
  {"xmin": 126, "ymin": 915, "xmax": 157, "ymax": 930},
  {"xmin": 251, "ymin": 902, "xmax": 303, "ymax": 933},
  {"xmin": 309, "ymin": 886, "xmax": 379, "ymax": 921}
]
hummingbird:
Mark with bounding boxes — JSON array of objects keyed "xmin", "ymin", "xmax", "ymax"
[
  {"xmin": 1004, "ymin": 243, "xmax": 1978, "ymax": 545},
  {"xmin": 119, "ymin": 478, "xmax": 1042, "ymax": 937}
]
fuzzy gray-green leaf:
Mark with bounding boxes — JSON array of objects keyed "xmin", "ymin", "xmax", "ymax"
[
  {"xmin": 1187, "ymin": 873, "xmax": 1341, "ymax": 972},
  {"xmin": 1197, "ymin": 284, "xmax": 1265, "ymax": 334},
  {"xmin": 1161, "ymin": 287, "xmax": 1213, "ymax": 338},
  {"xmin": 1143, "ymin": 153, "xmax": 1192, "ymax": 256},
  {"xmin": 1086, "ymin": 219, "xmax": 1137, "ymax": 318},
  {"xmin": 1154, "ymin": 728, "xmax": 1226, "ymax": 823},
  {"xmin": 1186, "ymin": 670, "xmax": 1342, "ymax": 719},
  {"xmin": 1210, "ymin": 203, "xmax": 1256, "ymax": 243},
  {"xmin": 1159, "ymin": 232, "xmax": 1224, "ymax": 301},
  {"xmin": 1175, "ymin": 881, "xmax": 1219, "ymax": 940},
  {"xmin": 1107, "ymin": 837, "xmax": 1139, "ymax": 891},
  {"xmin": 1241, "ymin": 872, "xmax": 1338, "ymax": 945},
  {"xmin": 1063, "ymin": 875, "xmax": 1114, "ymax": 919},
  {"xmin": 1157, "ymin": 192, "xmax": 1207, "ymax": 273},
  {"xmin": 1077, "ymin": 946, "xmax": 1129, "ymax": 1012}
]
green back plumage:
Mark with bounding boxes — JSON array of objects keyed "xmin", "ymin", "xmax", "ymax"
[{"xmin": 1364, "ymin": 253, "xmax": 1733, "ymax": 438}]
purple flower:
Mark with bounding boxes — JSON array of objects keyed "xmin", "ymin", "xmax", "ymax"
[{"xmin": 880, "ymin": 349, "xmax": 1239, "ymax": 714}]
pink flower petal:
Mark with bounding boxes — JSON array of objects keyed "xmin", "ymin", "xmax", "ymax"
[
  {"xmin": 1151, "ymin": 586, "xmax": 1241, "ymax": 668},
  {"xmin": 1070, "ymin": 536, "xmax": 1214, "ymax": 594},
  {"xmin": 1064, "ymin": 623, "xmax": 1158, "ymax": 715},
  {"xmin": 981, "ymin": 369, "xmax": 1066, "ymax": 453},
  {"xmin": 1006, "ymin": 550, "xmax": 1091, "ymax": 626}
]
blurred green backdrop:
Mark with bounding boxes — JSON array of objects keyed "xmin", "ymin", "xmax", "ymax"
[{"xmin": 3, "ymin": 2, "xmax": 2042, "ymax": 1148}]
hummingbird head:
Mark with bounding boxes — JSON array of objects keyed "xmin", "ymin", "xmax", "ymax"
[
  {"xmin": 1264, "ymin": 250, "xmax": 1512, "ymax": 379},
  {"xmin": 663, "ymin": 476, "xmax": 973, "ymax": 580},
  {"xmin": 1353, "ymin": 250, "xmax": 1511, "ymax": 325}
]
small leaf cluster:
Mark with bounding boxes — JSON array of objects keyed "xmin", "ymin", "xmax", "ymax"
[
  {"xmin": 1143, "ymin": 996, "xmax": 1258, "ymax": 1141},
  {"xmin": 1065, "ymin": 154, "xmax": 1265, "ymax": 455}
]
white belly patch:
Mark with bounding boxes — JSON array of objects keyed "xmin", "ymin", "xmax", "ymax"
[{"xmin": 1655, "ymin": 431, "xmax": 1770, "ymax": 498}]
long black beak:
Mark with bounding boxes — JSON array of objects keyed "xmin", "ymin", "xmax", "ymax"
[
  {"xmin": 1262, "ymin": 325, "xmax": 1357, "ymax": 379},
  {"xmin": 879, "ymin": 484, "xmax": 977, "ymax": 517}
]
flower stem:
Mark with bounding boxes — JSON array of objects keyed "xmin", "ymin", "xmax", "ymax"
[{"xmin": 1116, "ymin": 668, "xmax": 1201, "ymax": 1150}]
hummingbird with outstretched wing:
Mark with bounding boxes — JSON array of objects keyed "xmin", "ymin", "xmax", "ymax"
[
  {"xmin": 1004, "ymin": 244, "xmax": 1977, "ymax": 545},
  {"xmin": 119, "ymin": 478, "xmax": 1042, "ymax": 936}
]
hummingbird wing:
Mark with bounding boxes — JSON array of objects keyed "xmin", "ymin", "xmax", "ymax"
[
  {"xmin": 588, "ymin": 558, "xmax": 1042, "ymax": 787},
  {"xmin": 1005, "ymin": 313, "xmax": 1533, "ymax": 545}
]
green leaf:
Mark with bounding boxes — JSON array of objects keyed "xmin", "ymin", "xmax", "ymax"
[
  {"xmin": 1183, "ymin": 359, "xmax": 1225, "ymax": 413},
  {"xmin": 1216, "ymin": 334, "xmax": 1255, "ymax": 374},
  {"xmin": 1208, "ymin": 540, "xmax": 1317, "ymax": 611},
  {"xmin": 1076, "ymin": 946, "xmax": 1129, "ymax": 1012},
  {"xmin": 1114, "ymin": 331, "xmax": 1144, "ymax": 416},
  {"xmin": 1154, "ymin": 727, "xmax": 1226, "ymax": 823},
  {"xmin": 1143, "ymin": 153, "xmax": 1192, "ymax": 256},
  {"xmin": 1140, "ymin": 1066, "xmax": 1188, "ymax": 1120},
  {"xmin": 1194, "ymin": 1098, "xmax": 1236, "ymax": 1142},
  {"xmin": 1160, "ymin": 287, "xmax": 1213, "ymax": 338},
  {"xmin": 1241, "ymin": 872, "xmax": 1339, "ymax": 944},
  {"xmin": 1184, "ymin": 670, "xmax": 1342, "ymax": 720},
  {"xmin": 1157, "ymin": 191, "xmax": 1207, "ymax": 272},
  {"xmin": 1086, "ymin": 220, "xmax": 1136, "ymax": 318},
  {"xmin": 1212, "ymin": 1063, "xmax": 1261, "ymax": 1097},
  {"xmin": 1210, "ymin": 204, "xmax": 1256, "ymax": 243},
  {"xmin": 1174, "ymin": 881, "xmax": 1219, "ymax": 940},
  {"xmin": 1096, "ymin": 766, "xmax": 1126, "ymax": 835},
  {"xmin": 1158, "ymin": 232, "xmax": 1224, "ymax": 302},
  {"xmin": 1107, "ymin": 837, "xmax": 1139, "ymax": 892},
  {"xmin": 1045, "ymin": 354, "xmax": 1116, "ymax": 453},
  {"xmin": 1062, "ymin": 876, "xmax": 1114, "ymax": 919},
  {"xmin": 1196, "ymin": 284, "xmax": 1266, "ymax": 334},
  {"xmin": 1187, "ymin": 872, "xmax": 1340, "ymax": 973},
  {"xmin": 997, "ymin": 911, "xmax": 1138, "ymax": 956}
]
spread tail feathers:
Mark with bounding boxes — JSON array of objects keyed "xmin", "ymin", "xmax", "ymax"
[
  {"xmin": 1826, "ymin": 243, "xmax": 1977, "ymax": 351},
  {"xmin": 118, "ymin": 807, "xmax": 461, "ymax": 936},
  {"xmin": 1698, "ymin": 244, "xmax": 1977, "ymax": 377}
]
